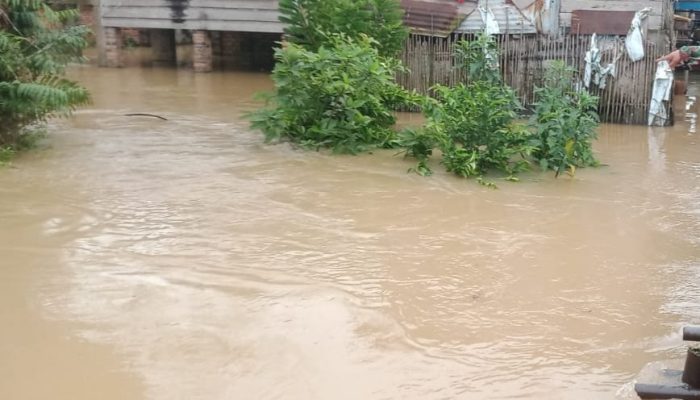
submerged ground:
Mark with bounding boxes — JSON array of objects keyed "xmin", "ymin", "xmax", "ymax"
[{"xmin": 1, "ymin": 63, "xmax": 699, "ymax": 399}]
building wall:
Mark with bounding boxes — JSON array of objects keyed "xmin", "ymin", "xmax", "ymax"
[
  {"xmin": 451, "ymin": 0, "xmax": 671, "ymax": 36},
  {"xmin": 456, "ymin": 0, "xmax": 538, "ymax": 34},
  {"xmin": 559, "ymin": 0, "xmax": 666, "ymax": 31},
  {"xmin": 100, "ymin": 0, "xmax": 283, "ymax": 33},
  {"xmin": 96, "ymin": 0, "xmax": 673, "ymax": 39},
  {"xmin": 78, "ymin": 4, "xmax": 97, "ymax": 45}
]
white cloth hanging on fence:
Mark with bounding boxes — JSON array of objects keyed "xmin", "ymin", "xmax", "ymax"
[
  {"xmin": 479, "ymin": 6, "xmax": 500, "ymax": 35},
  {"xmin": 584, "ymin": 34, "xmax": 600, "ymax": 88},
  {"xmin": 648, "ymin": 60, "xmax": 674, "ymax": 126},
  {"xmin": 584, "ymin": 34, "xmax": 620, "ymax": 89},
  {"xmin": 625, "ymin": 7, "xmax": 652, "ymax": 62}
]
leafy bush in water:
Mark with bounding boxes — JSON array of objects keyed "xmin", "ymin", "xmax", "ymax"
[
  {"xmin": 532, "ymin": 61, "xmax": 600, "ymax": 177},
  {"xmin": 0, "ymin": 0, "xmax": 90, "ymax": 149},
  {"xmin": 400, "ymin": 34, "xmax": 533, "ymax": 183},
  {"xmin": 425, "ymin": 82, "xmax": 532, "ymax": 180},
  {"xmin": 250, "ymin": 35, "xmax": 419, "ymax": 154},
  {"xmin": 279, "ymin": 0, "xmax": 408, "ymax": 57}
]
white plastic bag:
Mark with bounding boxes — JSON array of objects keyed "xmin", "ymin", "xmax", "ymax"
[
  {"xmin": 626, "ymin": 29, "xmax": 644, "ymax": 61},
  {"xmin": 479, "ymin": 7, "xmax": 500, "ymax": 35},
  {"xmin": 583, "ymin": 34, "xmax": 618, "ymax": 89},
  {"xmin": 625, "ymin": 8, "xmax": 652, "ymax": 62},
  {"xmin": 583, "ymin": 34, "xmax": 599, "ymax": 88}
]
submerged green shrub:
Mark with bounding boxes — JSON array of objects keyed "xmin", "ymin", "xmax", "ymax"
[
  {"xmin": 532, "ymin": 61, "xmax": 600, "ymax": 177},
  {"xmin": 422, "ymin": 82, "xmax": 533, "ymax": 180},
  {"xmin": 399, "ymin": 127, "xmax": 440, "ymax": 176},
  {"xmin": 400, "ymin": 38, "xmax": 600, "ymax": 184},
  {"xmin": 249, "ymin": 35, "xmax": 420, "ymax": 154},
  {"xmin": 0, "ymin": 146, "xmax": 15, "ymax": 166},
  {"xmin": 400, "ymin": 34, "xmax": 533, "ymax": 184}
]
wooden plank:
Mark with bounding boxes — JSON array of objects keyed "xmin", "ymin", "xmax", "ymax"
[
  {"xmin": 102, "ymin": 18, "xmax": 283, "ymax": 32},
  {"xmin": 560, "ymin": 0, "xmax": 662, "ymax": 13},
  {"xmin": 103, "ymin": 7, "xmax": 280, "ymax": 22},
  {"xmin": 561, "ymin": 12, "xmax": 663, "ymax": 29},
  {"xmin": 395, "ymin": 30, "xmax": 663, "ymax": 124},
  {"xmin": 571, "ymin": 10, "xmax": 636, "ymax": 35},
  {"xmin": 102, "ymin": 0, "xmax": 279, "ymax": 10}
]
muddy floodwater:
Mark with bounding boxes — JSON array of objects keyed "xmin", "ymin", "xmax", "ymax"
[{"xmin": 2, "ymin": 62, "xmax": 700, "ymax": 400}]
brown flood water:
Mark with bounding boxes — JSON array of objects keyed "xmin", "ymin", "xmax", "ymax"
[{"xmin": 1, "ymin": 59, "xmax": 700, "ymax": 399}]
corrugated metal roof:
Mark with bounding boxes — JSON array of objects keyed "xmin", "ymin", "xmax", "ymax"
[
  {"xmin": 455, "ymin": 0, "xmax": 538, "ymax": 34},
  {"xmin": 401, "ymin": 0, "xmax": 467, "ymax": 37}
]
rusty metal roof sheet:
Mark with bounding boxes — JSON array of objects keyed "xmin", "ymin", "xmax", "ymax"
[
  {"xmin": 455, "ymin": 0, "xmax": 537, "ymax": 34},
  {"xmin": 570, "ymin": 10, "xmax": 635, "ymax": 35},
  {"xmin": 401, "ymin": 0, "xmax": 467, "ymax": 37}
]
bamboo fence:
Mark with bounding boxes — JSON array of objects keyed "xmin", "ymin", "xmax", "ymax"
[{"xmin": 397, "ymin": 33, "xmax": 672, "ymax": 125}]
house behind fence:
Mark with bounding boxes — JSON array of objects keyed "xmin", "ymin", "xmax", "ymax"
[
  {"xmin": 399, "ymin": 0, "xmax": 676, "ymax": 125},
  {"xmin": 75, "ymin": 0, "xmax": 675, "ymax": 124}
]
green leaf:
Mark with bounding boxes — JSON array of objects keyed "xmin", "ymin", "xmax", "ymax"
[{"xmin": 0, "ymin": 0, "xmax": 89, "ymax": 147}]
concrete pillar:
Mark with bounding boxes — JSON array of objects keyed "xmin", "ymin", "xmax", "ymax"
[
  {"xmin": 79, "ymin": 4, "xmax": 96, "ymax": 46},
  {"xmin": 102, "ymin": 27, "xmax": 122, "ymax": 68},
  {"xmin": 95, "ymin": 0, "xmax": 106, "ymax": 66},
  {"xmin": 192, "ymin": 30, "xmax": 212, "ymax": 73},
  {"xmin": 150, "ymin": 29, "xmax": 176, "ymax": 65}
]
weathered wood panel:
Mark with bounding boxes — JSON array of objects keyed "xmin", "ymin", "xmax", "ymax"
[
  {"xmin": 104, "ymin": 8, "xmax": 279, "ymax": 22},
  {"xmin": 103, "ymin": 19, "xmax": 282, "ymax": 33},
  {"xmin": 99, "ymin": 0, "xmax": 670, "ymax": 35},
  {"xmin": 397, "ymin": 33, "xmax": 673, "ymax": 125},
  {"xmin": 570, "ymin": 10, "xmax": 636, "ymax": 35},
  {"xmin": 560, "ymin": 0, "xmax": 663, "ymax": 13},
  {"xmin": 560, "ymin": 0, "xmax": 664, "ymax": 29},
  {"xmin": 101, "ymin": 0, "xmax": 283, "ymax": 32},
  {"xmin": 104, "ymin": 0, "xmax": 278, "ymax": 8},
  {"xmin": 561, "ymin": 13, "xmax": 662, "ymax": 30}
]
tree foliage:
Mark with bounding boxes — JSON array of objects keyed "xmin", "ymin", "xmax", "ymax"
[
  {"xmin": 399, "ymin": 36, "xmax": 601, "ymax": 184},
  {"xmin": 0, "ymin": 0, "xmax": 89, "ymax": 148},
  {"xmin": 400, "ymin": 34, "xmax": 533, "ymax": 184},
  {"xmin": 425, "ymin": 83, "xmax": 533, "ymax": 180},
  {"xmin": 278, "ymin": 0, "xmax": 408, "ymax": 57},
  {"xmin": 256, "ymin": 6, "xmax": 602, "ymax": 184},
  {"xmin": 454, "ymin": 33, "xmax": 501, "ymax": 84},
  {"xmin": 532, "ymin": 61, "xmax": 599, "ymax": 177},
  {"xmin": 249, "ymin": 34, "xmax": 420, "ymax": 154}
]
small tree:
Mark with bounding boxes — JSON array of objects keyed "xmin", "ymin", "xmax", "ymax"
[
  {"xmin": 454, "ymin": 33, "xmax": 501, "ymax": 84},
  {"xmin": 278, "ymin": 0, "xmax": 408, "ymax": 58},
  {"xmin": 532, "ymin": 61, "xmax": 599, "ymax": 177},
  {"xmin": 0, "ymin": 0, "xmax": 90, "ymax": 150},
  {"xmin": 250, "ymin": 34, "xmax": 418, "ymax": 154},
  {"xmin": 401, "ymin": 34, "xmax": 533, "ymax": 184}
]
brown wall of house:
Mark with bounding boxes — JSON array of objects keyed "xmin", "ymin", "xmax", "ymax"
[{"xmin": 559, "ymin": 0, "xmax": 666, "ymax": 30}]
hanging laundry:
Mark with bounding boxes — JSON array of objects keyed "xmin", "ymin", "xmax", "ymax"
[
  {"xmin": 625, "ymin": 8, "xmax": 652, "ymax": 62},
  {"xmin": 648, "ymin": 60, "xmax": 674, "ymax": 126}
]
